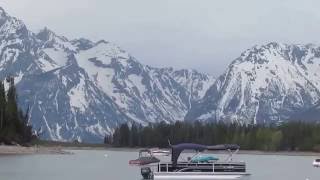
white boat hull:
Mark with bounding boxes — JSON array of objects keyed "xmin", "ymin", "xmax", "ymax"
[
  {"xmin": 313, "ymin": 159, "xmax": 320, "ymax": 167},
  {"xmin": 154, "ymin": 172, "xmax": 250, "ymax": 180},
  {"xmin": 313, "ymin": 163, "xmax": 320, "ymax": 167}
]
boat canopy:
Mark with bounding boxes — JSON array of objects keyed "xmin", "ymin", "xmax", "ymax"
[
  {"xmin": 171, "ymin": 143, "xmax": 240, "ymax": 166},
  {"xmin": 207, "ymin": 144, "xmax": 240, "ymax": 151}
]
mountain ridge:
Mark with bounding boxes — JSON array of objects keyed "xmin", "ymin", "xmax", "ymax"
[
  {"xmin": 186, "ymin": 42, "xmax": 320, "ymax": 124},
  {"xmin": 0, "ymin": 7, "xmax": 215, "ymax": 142},
  {"xmin": 2, "ymin": 6, "xmax": 320, "ymax": 143}
]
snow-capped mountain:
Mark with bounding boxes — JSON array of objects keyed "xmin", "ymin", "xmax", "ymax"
[
  {"xmin": 185, "ymin": 42, "xmax": 320, "ymax": 124},
  {"xmin": 164, "ymin": 68, "xmax": 216, "ymax": 104},
  {"xmin": 0, "ymin": 7, "xmax": 215, "ymax": 142}
]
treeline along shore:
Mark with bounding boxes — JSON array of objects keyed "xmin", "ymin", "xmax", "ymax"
[
  {"xmin": 1, "ymin": 77, "xmax": 319, "ymax": 154},
  {"xmin": 107, "ymin": 121, "xmax": 320, "ymax": 152}
]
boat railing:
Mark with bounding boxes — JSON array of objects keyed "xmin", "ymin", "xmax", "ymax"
[
  {"xmin": 179, "ymin": 148, "xmax": 239, "ymax": 164},
  {"xmin": 225, "ymin": 149, "xmax": 239, "ymax": 162},
  {"xmin": 157, "ymin": 161, "xmax": 246, "ymax": 173}
]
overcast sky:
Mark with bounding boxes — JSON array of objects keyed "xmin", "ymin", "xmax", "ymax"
[{"xmin": 1, "ymin": 0, "xmax": 320, "ymax": 75}]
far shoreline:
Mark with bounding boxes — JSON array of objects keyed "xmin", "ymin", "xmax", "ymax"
[
  {"xmin": 1, "ymin": 140, "xmax": 320, "ymax": 157},
  {"xmin": 0, "ymin": 145, "xmax": 72, "ymax": 155},
  {"xmin": 65, "ymin": 146, "xmax": 320, "ymax": 156}
]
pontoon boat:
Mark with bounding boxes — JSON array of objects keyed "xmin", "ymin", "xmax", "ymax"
[{"xmin": 137, "ymin": 143, "xmax": 250, "ymax": 180}]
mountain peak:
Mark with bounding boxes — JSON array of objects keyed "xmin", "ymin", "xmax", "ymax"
[
  {"xmin": 95, "ymin": 39, "xmax": 109, "ymax": 45},
  {"xmin": 71, "ymin": 38, "xmax": 95, "ymax": 51},
  {"xmin": 36, "ymin": 27, "xmax": 56, "ymax": 41},
  {"xmin": 39, "ymin": 27, "xmax": 55, "ymax": 34},
  {"xmin": 0, "ymin": 7, "xmax": 7, "ymax": 18},
  {"xmin": 36, "ymin": 27, "xmax": 68, "ymax": 42},
  {"xmin": 266, "ymin": 41, "xmax": 283, "ymax": 47},
  {"xmin": 186, "ymin": 42, "xmax": 320, "ymax": 124}
]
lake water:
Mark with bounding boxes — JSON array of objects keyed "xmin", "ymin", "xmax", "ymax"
[{"xmin": 0, "ymin": 150, "xmax": 319, "ymax": 180}]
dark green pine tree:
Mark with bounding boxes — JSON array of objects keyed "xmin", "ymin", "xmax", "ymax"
[
  {"xmin": 0, "ymin": 76, "xmax": 34, "ymax": 144},
  {"xmin": 5, "ymin": 77, "xmax": 20, "ymax": 140},
  {"xmin": 0, "ymin": 81, "xmax": 6, "ymax": 130},
  {"xmin": 119, "ymin": 123, "xmax": 130, "ymax": 146},
  {"xmin": 6, "ymin": 77, "xmax": 18, "ymax": 118},
  {"xmin": 129, "ymin": 123, "xmax": 139, "ymax": 147}
]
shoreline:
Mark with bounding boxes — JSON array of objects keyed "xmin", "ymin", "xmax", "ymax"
[
  {"xmin": 61, "ymin": 146, "xmax": 320, "ymax": 156},
  {"xmin": 1, "ymin": 145, "xmax": 319, "ymax": 157},
  {"xmin": 92, "ymin": 147, "xmax": 320, "ymax": 156},
  {"xmin": 232, "ymin": 150, "xmax": 320, "ymax": 157},
  {"xmin": 0, "ymin": 145, "xmax": 72, "ymax": 155}
]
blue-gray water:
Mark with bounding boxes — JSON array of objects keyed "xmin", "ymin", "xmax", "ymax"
[{"xmin": 0, "ymin": 150, "xmax": 319, "ymax": 180}]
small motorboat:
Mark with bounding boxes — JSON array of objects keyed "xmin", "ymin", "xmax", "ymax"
[
  {"xmin": 151, "ymin": 148, "xmax": 170, "ymax": 156},
  {"xmin": 129, "ymin": 149, "xmax": 160, "ymax": 166},
  {"xmin": 313, "ymin": 158, "xmax": 320, "ymax": 167}
]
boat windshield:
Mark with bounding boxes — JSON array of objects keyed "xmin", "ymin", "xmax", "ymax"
[
  {"xmin": 316, "ymin": 159, "xmax": 320, "ymax": 162},
  {"xmin": 139, "ymin": 149, "xmax": 152, "ymax": 157}
]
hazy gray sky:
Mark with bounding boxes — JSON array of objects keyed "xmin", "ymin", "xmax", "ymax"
[{"xmin": 1, "ymin": 0, "xmax": 320, "ymax": 75}]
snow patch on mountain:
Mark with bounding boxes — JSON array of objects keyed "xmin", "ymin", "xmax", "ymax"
[{"xmin": 67, "ymin": 74, "xmax": 88, "ymax": 112}]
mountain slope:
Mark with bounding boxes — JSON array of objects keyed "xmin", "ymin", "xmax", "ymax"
[
  {"xmin": 0, "ymin": 7, "xmax": 215, "ymax": 142},
  {"xmin": 290, "ymin": 101, "xmax": 320, "ymax": 122},
  {"xmin": 186, "ymin": 42, "xmax": 320, "ymax": 124}
]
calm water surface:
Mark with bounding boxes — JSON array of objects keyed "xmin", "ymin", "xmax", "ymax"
[{"xmin": 0, "ymin": 150, "xmax": 319, "ymax": 180}]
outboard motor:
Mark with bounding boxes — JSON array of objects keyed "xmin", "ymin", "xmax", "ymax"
[{"xmin": 141, "ymin": 167, "xmax": 152, "ymax": 179}]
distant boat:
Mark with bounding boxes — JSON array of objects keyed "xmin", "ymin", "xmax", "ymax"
[
  {"xmin": 313, "ymin": 158, "xmax": 320, "ymax": 167},
  {"xmin": 129, "ymin": 149, "xmax": 160, "ymax": 166}
]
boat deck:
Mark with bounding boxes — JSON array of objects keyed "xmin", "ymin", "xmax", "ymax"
[
  {"xmin": 153, "ymin": 172, "xmax": 250, "ymax": 180},
  {"xmin": 157, "ymin": 162, "xmax": 246, "ymax": 173}
]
